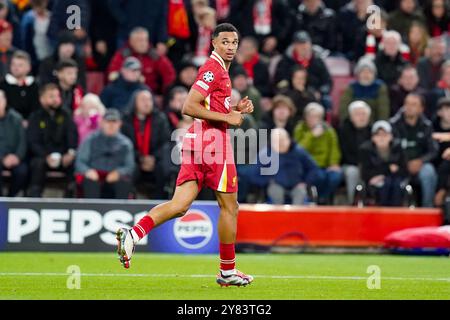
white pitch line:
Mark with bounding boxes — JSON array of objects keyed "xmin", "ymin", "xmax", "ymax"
[{"xmin": 0, "ymin": 273, "xmax": 449, "ymax": 282}]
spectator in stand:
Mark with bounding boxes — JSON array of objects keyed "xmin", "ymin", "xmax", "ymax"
[
  {"xmin": 424, "ymin": 0, "xmax": 450, "ymax": 37},
  {"xmin": 108, "ymin": 27, "xmax": 176, "ymax": 96},
  {"xmin": 359, "ymin": 121, "xmax": 407, "ymax": 207},
  {"xmin": 283, "ymin": 66, "xmax": 317, "ymax": 123},
  {"xmin": 339, "ymin": 58, "xmax": 390, "ymax": 125},
  {"xmin": 231, "ymin": 67, "xmax": 262, "ymax": 122},
  {"xmin": 406, "ymin": 22, "xmax": 429, "ymax": 66},
  {"xmin": 108, "ymin": 0, "xmax": 169, "ymax": 55},
  {"xmin": 54, "ymin": 59, "xmax": 84, "ymax": 115},
  {"xmin": 168, "ymin": 61, "xmax": 198, "ymax": 92},
  {"xmin": 164, "ymin": 86, "xmax": 189, "ymax": 132},
  {"xmin": 375, "ymin": 30, "xmax": 409, "ymax": 87},
  {"xmin": 263, "ymin": 128, "xmax": 320, "ymax": 205},
  {"xmin": 294, "ymin": 102, "xmax": 343, "ymax": 203},
  {"xmin": 429, "ymin": 61, "xmax": 450, "ymax": 119},
  {"xmin": 87, "ymin": 0, "xmax": 118, "ymax": 72},
  {"xmin": 229, "ymin": 88, "xmax": 259, "ymax": 203},
  {"xmin": 260, "ymin": 95, "xmax": 297, "ymax": 137},
  {"xmin": 74, "ymin": 93, "xmax": 105, "ymax": 145},
  {"xmin": 100, "ymin": 57, "xmax": 149, "ymax": 113},
  {"xmin": 229, "ymin": 0, "xmax": 294, "ymax": 53},
  {"xmin": 433, "ymin": 99, "xmax": 450, "ymax": 206},
  {"xmin": 0, "ymin": 0, "xmax": 21, "ymax": 49},
  {"xmin": 38, "ymin": 31, "xmax": 87, "ymax": 89},
  {"xmin": 275, "ymin": 31, "xmax": 332, "ymax": 110},
  {"xmin": 27, "ymin": 84, "xmax": 78, "ymax": 197},
  {"xmin": 191, "ymin": 6, "xmax": 216, "ymax": 67},
  {"xmin": 47, "ymin": 0, "xmax": 90, "ymax": 47},
  {"xmin": 339, "ymin": 101, "xmax": 372, "ymax": 205},
  {"xmin": 388, "ymin": 0, "xmax": 426, "ymax": 39},
  {"xmin": 433, "ymin": 98, "xmax": 450, "ymax": 167},
  {"xmin": 20, "ymin": 0, "xmax": 52, "ymax": 73},
  {"xmin": 235, "ymin": 36, "xmax": 271, "ymax": 98},
  {"xmin": 0, "ymin": 19, "xmax": 17, "ymax": 81},
  {"xmin": 390, "ymin": 65, "xmax": 426, "ymax": 117},
  {"xmin": 293, "ymin": 0, "xmax": 338, "ymax": 52},
  {"xmin": 338, "ymin": 0, "xmax": 373, "ymax": 60},
  {"xmin": 390, "ymin": 92, "xmax": 439, "ymax": 207},
  {"xmin": 76, "ymin": 109, "xmax": 135, "ymax": 199},
  {"xmin": 121, "ymin": 89, "xmax": 171, "ymax": 199},
  {"xmin": 0, "ymin": 50, "xmax": 39, "ymax": 121},
  {"xmin": 417, "ymin": 37, "xmax": 446, "ymax": 90},
  {"xmin": 0, "ymin": 89, "xmax": 27, "ymax": 197}
]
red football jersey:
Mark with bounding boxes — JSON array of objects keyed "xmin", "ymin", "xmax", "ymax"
[{"xmin": 182, "ymin": 51, "xmax": 233, "ymax": 155}]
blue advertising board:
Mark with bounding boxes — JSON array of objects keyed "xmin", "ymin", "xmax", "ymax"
[{"xmin": 0, "ymin": 198, "xmax": 220, "ymax": 254}]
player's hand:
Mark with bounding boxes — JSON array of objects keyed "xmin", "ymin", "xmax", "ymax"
[
  {"xmin": 226, "ymin": 110, "xmax": 244, "ymax": 127},
  {"xmin": 236, "ymin": 96, "xmax": 254, "ymax": 114}
]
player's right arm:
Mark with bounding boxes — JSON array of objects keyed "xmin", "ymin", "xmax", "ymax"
[{"xmin": 182, "ymin": 88, "xmax": 244, "ymax": 126}]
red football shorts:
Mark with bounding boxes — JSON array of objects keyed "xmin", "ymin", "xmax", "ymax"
[{"xmin": 176, "ymin": 150, "xmax": 238, "ymax": 193}]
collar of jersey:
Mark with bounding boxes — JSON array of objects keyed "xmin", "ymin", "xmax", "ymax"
[{"xmin": 211, "ymin": 51, "xmax": 227, "ymax": 71}]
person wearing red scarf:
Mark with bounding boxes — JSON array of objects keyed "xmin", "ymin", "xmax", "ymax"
[
  {"xmin": 235, "ymin": 36, "xmax": 271, "ymax": 97},
  {"xmin": 121, "ymin": 89, "xmax": 172, "ymax": 199}
]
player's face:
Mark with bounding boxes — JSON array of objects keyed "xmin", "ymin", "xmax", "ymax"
[{"xmin": 213, "ymin": 32, "xmax": 239, "ymax": 63}]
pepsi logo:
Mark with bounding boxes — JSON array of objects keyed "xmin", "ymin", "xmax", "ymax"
[{"xmin": 173, "ymin": 210, "xmax": 213, "ymax": 249}]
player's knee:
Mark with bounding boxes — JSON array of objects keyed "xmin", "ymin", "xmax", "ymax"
[
  {"xmin": 222, "ymin": 201, "xmax": 239, "ymax": 217},
  {"xmin": 172, "ymin": 201, "xmax": 191, "ymax": 217}
]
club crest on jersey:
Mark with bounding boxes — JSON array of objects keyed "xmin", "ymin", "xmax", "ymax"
[{"xmin": 203, "ymin": 71, "xmax": 215, "ymax": 83}]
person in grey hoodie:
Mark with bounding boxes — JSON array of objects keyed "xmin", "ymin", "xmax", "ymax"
[
  {"xmin": 0, "ymin": 89, "xmax": 27, "ymax": 196},
  {"xmin": 75, "ymin": 109, "xmax": 135, "ymax": 199}
]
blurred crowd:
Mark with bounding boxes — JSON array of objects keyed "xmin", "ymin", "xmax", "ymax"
[{"xmin": 1, "ymin": 0, "xmax": 450, "ymax": 208}]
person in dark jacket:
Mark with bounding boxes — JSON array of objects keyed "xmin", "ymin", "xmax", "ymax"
[
  {"xmin": 0, "ymin": 89, "xmax": 27, "ymax": 196},
  {"xmin": 76, "ymin": 109, "xmax": 135, "ymax": 199},
  {"xmin": 253, "ymin": 128, "xmax": 320, "ymax": 205},
  {"xmin": 38, "ymin": 31, "xmax": 87, "ymax": 89},
  {"xmin": 359, "ymin": 120, "xmax": 407, "ymax": 207},
  {"xmin": 27, "ymin": 83, "xmax": 78, "ymax": 197},
  {"xmin": 389, "ymin": 65, "xmax": 427, "ymax": 117},
  {"xmin": 20, "ymin": 0, "xmax": 52, "ymax": 73},
  {"xmin": 390, "ymin": 92, "xmax": 439, "ymax": 207},
  {"xmin": 281, "ymin": 65, "xmax": 317, "ymax": 123},
  {"xmin": 234, "ymin": 36, "xmax": 271, "ymax": 97},
  {"xmin": 417, "ymin": 37, "xmax": 446, "ymax": 90},
  {"xmin": 164, "ymin": 86, "xmax": 189, "ymax": 132},
  {"xmin": 374, "ymin": 30, "xmax": 408, "ymax": 87},
  {"xmin": 0, "ymin": 50, "xmax": 40, "ymax": 121},
  {"xmin": 274, "ymin": 31, "xmax": 332, "ymax": 109},
  {"xmin": 100, "ymin": 57, "xmax": 149, "ymax": 113},
  {"xmin": 387, "ymin": 0, "xmax": 426, "ymax": 38},
  {"xmin": 424, "ymin": 0, "xmax": 450, "ymax": 37},
  {"xmin": 54, "ymin": 59, "xmax": 84, "ymax": 115},
  {"xmin": 339, "ymin": 101, "xmax": 372, "ymax": 204},
  {"xmin": 338, "ymin": 0, "xmax": 372, "ymax": 60},
  {"xmin": 259, "ymin": 95, "xmax": 297, "ymax": 138},
  {"xmin": 228, "ymin": 0, "xmax": 294, "ymax": 53},
  {"xmin": 428, "ymin": 61, "xmax": 450, "ymax": 120},
  {"xmin": 293, "ymin": 0, "xmax": 338, "ymax": 52},
  {"xmin": 107, "ymin": 27, "xmax": 176, "ymax": 95},
  {"xmin": 108, "ymin": 0, "xmax": 168, "ymax": 52},
  {"xmin": 121, "ymin": 89, "xmax": 172, "ymax": 199}
]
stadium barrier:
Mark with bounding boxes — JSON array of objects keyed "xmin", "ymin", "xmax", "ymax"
[
  {"xmin": 237, "ymin": 204, "xmax": 443, "ymax": 248},
  {"xmin": 0, "ymin": 199, "xmax": 443, "ymax": 253}
]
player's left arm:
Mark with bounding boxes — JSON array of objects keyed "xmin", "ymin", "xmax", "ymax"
[{"xmin": 233, "ymin": 96, "xmax": 254, "ymax": 114}]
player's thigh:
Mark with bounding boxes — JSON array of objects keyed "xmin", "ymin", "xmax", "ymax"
[
  {"xmin": 172, "ymin": 180, "xmax": 200, "ymax": 213},
  {"xmin": 215, "ymin": 191, "xmax": 239, "ymax": 215}
]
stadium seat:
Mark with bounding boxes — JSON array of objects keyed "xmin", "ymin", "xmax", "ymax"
[
  {"xmin": 325, "ymin": 57, "xmax": 352, "ymax": 77},
  {"xmin": 86, "ymin": 72, "xmax": 106, "ymax": 95},
  {"xmin": 330, "ymin": 75, "xmax": 354, "ymax": 126}
]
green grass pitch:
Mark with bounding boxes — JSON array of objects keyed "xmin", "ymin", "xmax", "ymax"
[{"xmin": 0, "ymin": 253, "xmax": 449, "ymax": 300}]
